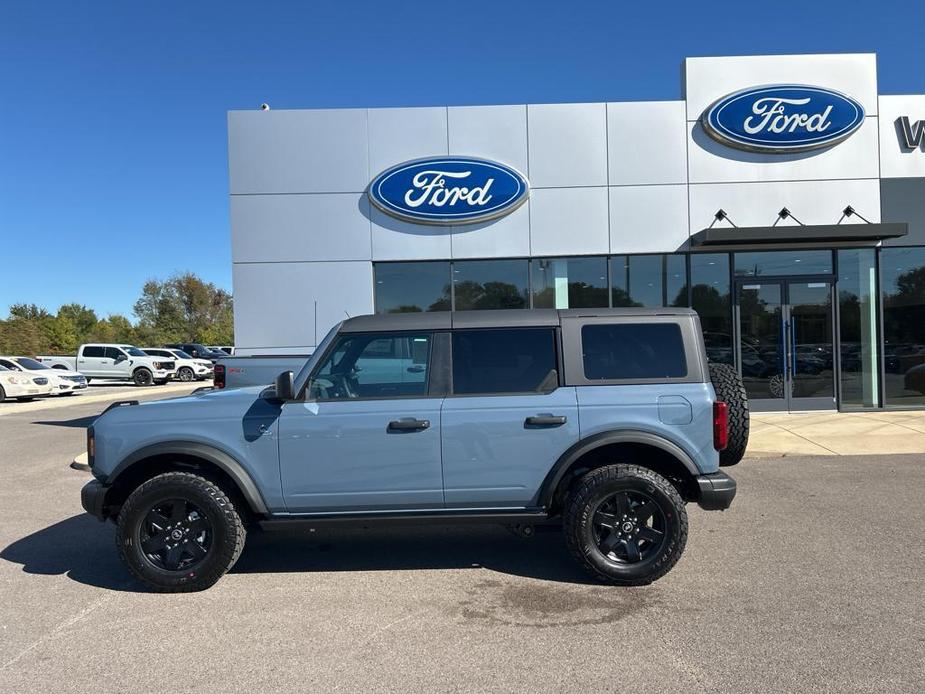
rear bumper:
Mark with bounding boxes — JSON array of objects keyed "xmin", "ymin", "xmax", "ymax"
[
  {"xmin": 696, "ymin": 471, "xmax": 737, "ymax": 510},
  {"xmin": 81, "ymin": 479, "xmax": 110, "ymax": 521}
]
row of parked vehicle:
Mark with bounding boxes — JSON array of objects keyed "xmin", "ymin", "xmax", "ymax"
[{"xmin": 0, "ymin": 343, "xmax": 235, "ymax": 402}]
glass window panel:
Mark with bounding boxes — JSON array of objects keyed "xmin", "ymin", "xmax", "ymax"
[
  {"xmin": 531, "ymin": 257, "xmax": 609, "ymax": 309},
  {"xmin": 690, "ymin": 253, "xmax": 733, "ymax": 365},
  {"xmin": 666, "ymin": 255, "xmax": 688, "ymax": 307},
  {"xmin": 881, "ymin": 247, "xmax": 925, "ymax": 407},
  {"xmin": 838, "ymin": 249, "xmax": 879, "ymax": 408},
  {"xmin": 453, "ymin": 259, "xmax": 529, "ymax": 310},
  {"xmin": 374, "ymin": 262, "xmax": 451, "ymax": 314},
  {"xmin": 734, "ymin": 250, "xmax": 832, "ymax": 277},
  {"xmin": 309, "ymin": 332, "xmax": 432, "ymax": 400},
  {"xmin": 452, "ymin": 328, "xmax": 558, "ymax": 394},
  {"xmin": 610, "ymin": 255, "xmax": 688, "ymax": 308},
  {"xmin": 581, "ymin": 323, "xmax": 687, "ymax": 380}
]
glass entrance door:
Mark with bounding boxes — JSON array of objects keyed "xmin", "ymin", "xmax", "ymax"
[{"xmin": 736, "ymin": 280, "xmax": 836, "ymax": 411}]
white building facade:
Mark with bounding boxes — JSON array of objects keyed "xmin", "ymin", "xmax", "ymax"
[{"xmin": 228, "ymin": 53, "xmax": 925, "ymax": 411}]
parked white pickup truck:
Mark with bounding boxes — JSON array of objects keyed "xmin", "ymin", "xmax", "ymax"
[{"xmin": 38, "ymin": 344, "xmax": 177, "ymax": 386}]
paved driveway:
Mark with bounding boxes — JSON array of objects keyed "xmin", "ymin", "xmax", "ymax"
[{"xmin": 0, "ymin": 394, "xmax": 922, "ymax": 693}]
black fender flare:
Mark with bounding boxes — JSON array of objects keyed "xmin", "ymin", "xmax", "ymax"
[
  {"xmin": 106, "ymin": 441, "xmax": 269, "ymax": 515},
  {"xmin": 537, "ymin": 430, "xmax": 700, "ymax": 509}
]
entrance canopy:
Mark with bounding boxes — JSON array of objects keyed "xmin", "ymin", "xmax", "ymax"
[{"xmin": 690, "ymin": 223, "xmax": 908, "ymax": 247}]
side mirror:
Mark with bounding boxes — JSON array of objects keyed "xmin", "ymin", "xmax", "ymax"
[
  {"xmin": 114, "ymin": 354, "xmax": 126, "ymax": 363},
  {"xmin": 274, "ymin": 370, "xmax": 295, "ymax": 401}
]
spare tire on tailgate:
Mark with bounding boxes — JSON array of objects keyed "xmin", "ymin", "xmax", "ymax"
[{"xmin": 708, "ymin": 362, "xmax": 749, "ymax": 467}]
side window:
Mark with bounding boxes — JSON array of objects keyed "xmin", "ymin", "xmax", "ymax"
[
  {"xmin": 452, "ymin": 328, "xmax": 558, "ymax": 395},
  {"xmin": 0, "ymin": 359, "xmax": 18, "ymax": 370},
  {"xmin": 82, "ymin": 346, "xmax": 104, "ymax": 358},
  {"xmin": 309, "ymin": 332, "xmax": 433, "ymax": 400},
  {"xmin": 581, "ymin": 323, "xmax": 687, "ymax": 380},
  {"xmin": 104, "ymin": 346, "xmax": 125, "ymax": 360}
]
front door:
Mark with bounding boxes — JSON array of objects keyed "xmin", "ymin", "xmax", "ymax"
[
  {"xmin": 278, "ymin": 331, "xmax": 445, "ymax": 513},
  {"xmin": 736, "ymin": 279, "xmax": 836, "ymax": 411}
]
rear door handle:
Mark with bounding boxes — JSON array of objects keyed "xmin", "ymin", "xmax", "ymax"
[
  {"xmin": 525, "ymin": 415, "xmax": 567, "ymax": 427},
  {"xmin": 387, "ymin": 418, "xmax": 430, "ymax": 432}
]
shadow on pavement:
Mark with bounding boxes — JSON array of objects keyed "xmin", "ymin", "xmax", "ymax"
[
  {"xmin": 32, "ymin": 415, "xmax": 97, "ymax": 428},
  {"xmin": 1, "ymin": 515, "xmax": 592, "ymax": 592}
]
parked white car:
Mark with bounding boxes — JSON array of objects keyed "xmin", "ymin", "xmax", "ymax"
[
  {"xmin": 0, "ymin": 363, "xmax": 55, "ymax": 401},
  {"xmin": 0, "ymin": 356, "xmax": 88, "ymax": 395},
  {"xmin": 142, "ymin": 348, "xmax": 213, "ymax": 382}
]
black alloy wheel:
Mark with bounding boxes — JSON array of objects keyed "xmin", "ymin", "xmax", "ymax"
[
  {"xmin": 138, "ymin": 498, "xmax": 213, "ymax": 572},
  {"xmin": 133, "ymin": 368, "xmax": 153, "ymax": 387},
  {"xmin": 591, "ymin": 490, "xmax": 667, "ymax": 564}
]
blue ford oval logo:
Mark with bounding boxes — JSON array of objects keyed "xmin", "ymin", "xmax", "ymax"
[
  {"xmin": 368, "ymin": 157, "xmax": 529, "ymax": 225},
  {"xmin": 701, "ymin": 85, "xmax": 865, "ymax": 153}
]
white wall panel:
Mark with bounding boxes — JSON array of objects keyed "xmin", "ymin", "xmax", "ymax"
[
  {"xmin": 527, "ymin": 103, "xmax": 607, "ymax": 187},
  {"xmin": 447, "ymin": 105, "xmax": 528, "ymax": 174},
  {"xmin": 367, "ymin": 107, "xmax": 448, "ymax": 178},
  {"xmin": 233, "ymin": 261, "xmax": 373, "ymax": 351},
  {"xmin": 231, "ymin": 193, "xmax": 371, "ymax": 263},
  {"xmin": 688, "ymin": 179, "xmax": 881, "ymax": 233},
  {"xmin": 529, "ymin": 187, "xmax": 609, "ymax": 256},
  {"xmin": 370, "ymin": 207, "xmax": 452, "ymax": 260},
  {"xmin": 879, "ymin": 95, "xmax": 925, "ymax": 178},
  {"xmin": 688, "ymin": 117, "xmax": 880, "ymax": 184},
  {"xmin": 608, "ymin": 101, "xmax": 687, "ymax": 185},
  {"xmin": 228, "ymin": 109, "xmax": 368, "ymax": 194},
  {"xmin": 610, "ymin": 185, "xmax": 689, "ymax": 253},
  {"xmin": 685, "ymin": 53, "xmax": 878, "ymax": 121},
  {"xmin": 450, "ymin": 201, "xmax": 530, "ymax": 259}
]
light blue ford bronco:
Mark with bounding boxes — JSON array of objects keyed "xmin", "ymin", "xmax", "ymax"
[{"xmin": 81, "ymin": 308, "xmax": 746, "ymax": 592}]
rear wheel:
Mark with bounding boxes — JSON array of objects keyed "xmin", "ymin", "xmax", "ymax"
[
  {"xmin": 0, "ymin": 385, "xmax": 7, "ymax": 401},
  {"xmin": 133, "ymin": 368, "xmax": 153, "ymax": 387},
  {"xmin": 708, "ymin": 362, "xmax": 749, "ymax": 467},
  {"xmin": 116, "ymin": 472, "xmax": 246, "ymax": 592},
  {"xmin": 564, "ymin": 464, "xmax": 688, "ymax": 586}
]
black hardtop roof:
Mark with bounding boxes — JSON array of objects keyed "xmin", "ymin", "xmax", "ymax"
[{"xmin": 340, "ymin": 308, "xmax": 697, "ymax": 333}]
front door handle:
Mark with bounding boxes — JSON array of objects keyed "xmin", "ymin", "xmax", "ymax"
[
  {"xmin": 387, "ymin": 418, "xmax": 430, "ymax": 432},
  {"xmin": 525, "ymin": 415, "xmax": 567, "ymax": 427}
]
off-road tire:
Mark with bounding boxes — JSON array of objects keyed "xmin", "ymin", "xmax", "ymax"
[
  {"xmin": 132, "ymin": 368, "xmax": 153, "ymax": 387},
  {"xmin": 564, "ymin": 464, "xmax": 688, "ymax": 586},
  {"xmin": 708, "ymin": 362, "xmax": 749, "ymax": 467},
  {"xmin": 116, "ymin": 471, "xmax": 246, "ymax": 592},
  {"xmin": 178, "ymin": 367, "xmax": 195, "ymax": 382}
]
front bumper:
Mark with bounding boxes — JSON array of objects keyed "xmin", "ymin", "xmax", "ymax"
[
  {"xmin": 696, "ymin": 471, "xmax": 737, "ymax": 510},
  {"xmin": 81, "ymin": 479, "xmax": 110, "ymax": 521}
]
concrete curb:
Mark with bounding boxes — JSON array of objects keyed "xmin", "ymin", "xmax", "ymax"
[{"xmin": 0, "ymin": 383, "xmax": 201, "ymax": 417}]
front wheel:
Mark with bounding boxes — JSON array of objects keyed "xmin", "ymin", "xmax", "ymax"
[
  {"xmin": 177, "ymin": 367, "xmax": 195, "ymax": 382},
  {"xmin": 564, "ymin": 464, "xmax": 688, "ymax": 586},
  {"xmin": 116, "ymin": 472, "xmax": 246, "ymax": 592},
  {"xmin": 133, "ymin": 368, "xmax": 153, "ymax": 387}
]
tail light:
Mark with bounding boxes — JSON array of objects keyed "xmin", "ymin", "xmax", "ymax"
[
  {"xmin": 214, "ymin": 364, "xmax": 225, "ymax": 389},
  {"xmin": 87, "ymin": 426, "xmax": 95, "ymax": 468},
  {"xmin": 713, "ymin": 401, "xmax": 729, "ymax": 451}
]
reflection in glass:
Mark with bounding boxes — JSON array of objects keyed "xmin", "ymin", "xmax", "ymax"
[
  {"xmin": 453, "ymin": 259, "xmax": 529, "ymax": 310},
  {"xmin": 882, "ymin": 247, "xmax": 925, "ymax": 406},
  {"xmin": 738, "ymin": 283, "xmax": 785, "ymax": 401},
  {"xmin": 531, "ymin": 257, "xmax": 608, "ymax": 309},
  {"xmin": 374, "ymin": 262, "xmax": 450, "ymax": 313},
  {"xmin": 734, "ymin": 250, "xmax": 832, "ymax": 277},
  {"xmin": 610, "ymin": 255, "xmax": 688, "ymax": 308},
  {"xmin": 690, "ymin": 254, "xmax": 733, "ymax": 365},
  {"xmin": 838, "ymin": 249, "xmax": 879, "ymax": 408},
  {"xmin": 788, "ymin": 282, "xmax": 834, "ymax": 401}
]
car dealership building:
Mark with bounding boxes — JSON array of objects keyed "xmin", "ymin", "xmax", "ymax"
[{"xmin": 228, "ymin": 52, "xmax": 925, "ymax": 411}]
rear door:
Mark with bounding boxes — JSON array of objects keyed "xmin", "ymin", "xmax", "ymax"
[
  {"xmin": 440, "ymin": 327, "xmax": 579, "ymax": 509},
  {"xmin": 77, "ymin": 346, "xmax": 107, "ymax": 376}
]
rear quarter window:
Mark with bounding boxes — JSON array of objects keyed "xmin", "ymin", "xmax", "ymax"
[{"xmin": 581, "ymin": 323, "xmax": 687, "ymax": 380}]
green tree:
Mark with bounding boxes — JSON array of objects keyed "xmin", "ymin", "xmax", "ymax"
[{"xmin": 133, "ymin": 273, "xmax": 233, "ymax": 344}]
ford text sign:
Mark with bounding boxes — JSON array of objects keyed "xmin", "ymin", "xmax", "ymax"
[
  {"xmin": 368, "ymin": 157, "xmax": 529, "ymax": 225},
  {"xmin": 701, "ymin": 85, "xmax": 865, "ymax": 153}
]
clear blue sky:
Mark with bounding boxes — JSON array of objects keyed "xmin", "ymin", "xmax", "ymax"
[{"xmin": 0, "ymin": 1, "xmax": 921, "ymax": 319}]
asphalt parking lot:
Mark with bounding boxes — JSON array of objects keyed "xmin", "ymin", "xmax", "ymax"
[{"xmin": 0, "ymin": 392, "xmax": 923, "ymax": 693}]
